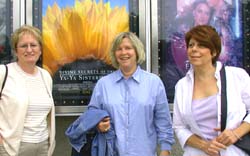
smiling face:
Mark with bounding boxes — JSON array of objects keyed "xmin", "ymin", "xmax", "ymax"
[
  {"xmin": 16, "ymin": 33, "xmax": 41, "ymax": 66},
  {"xmin": 187, "ymin": 38, "xmax": 215, "ymax": 67},
  {"xmin": 193, "ymin": 2, "xmax": 211, "ymax": 26},
  {"xmin": 115, "ymin": 37, "xmax": 137, "ymax": 74}
]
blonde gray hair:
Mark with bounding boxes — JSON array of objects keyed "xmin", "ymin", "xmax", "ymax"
[
  {"xmin": 109, "ymin": 32, "xmax": 145, "ymax": 69},
  {"xmin": 11, "ymin": 25, "xmax": 42, "ymax": 50}
]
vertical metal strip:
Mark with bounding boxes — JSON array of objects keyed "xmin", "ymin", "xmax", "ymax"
[
  {"xmin": 20, "ymin": 0, "xmax": 25, "ymax": 25},
  {"xmin": 12, "ymin": 0, "xmax": 21, "ymax": 30},
  {"xmin": 145, "ymin": 0, "xmax": 151, "ymax": 72},
  {"xmin": 138, "ymin": 0, "xmax": 146, "ymax": 70},
  {"xmin": 151, "ymin": 0, "xmax": 158, "ymax": 74},
  {"xmin": 26, "ymin": 0, "xmax": 33, "ymax": 25}
]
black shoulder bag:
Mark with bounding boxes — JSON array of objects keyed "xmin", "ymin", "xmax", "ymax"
[
  {"xmin": 220, "ymin": 65, "xmax": 250, "ymax": 155},
  {"xmin": 0, "ymin": 65, "xmax": 8, "ymax": 99}
]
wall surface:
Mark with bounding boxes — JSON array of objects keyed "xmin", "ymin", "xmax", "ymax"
[{"xmin": 54, "ymin": 116, "xmax": 78, "ymax": 156}]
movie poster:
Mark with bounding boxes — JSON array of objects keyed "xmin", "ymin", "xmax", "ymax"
[
  {"xmin": 42, "ymin": 0, "xmax": 129, "ymax": 106},
  {"xmin": 159, "ymin": 0, "xmax": 243, "ymax": 102},
  {"xmin": 0, "ymin": 0, "xmax": 11, "ymax": 64}
]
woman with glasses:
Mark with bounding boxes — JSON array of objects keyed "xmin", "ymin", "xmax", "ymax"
[{"xmin": 0, "ymin": 25, "xmax": 55, "ymax": 156}]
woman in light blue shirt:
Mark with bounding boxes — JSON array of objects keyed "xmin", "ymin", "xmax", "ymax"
[{"xmin": 88, "ymin": 32, "xmax": 174, "ymax": 156}]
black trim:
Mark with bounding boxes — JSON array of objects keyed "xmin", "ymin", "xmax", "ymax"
[{"xmin": 0, "ymin": 65, "xmax": 8, "ymax": 99}]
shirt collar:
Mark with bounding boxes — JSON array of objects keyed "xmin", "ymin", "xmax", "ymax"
[
  {"xmin": 215, "ymin": 61, "xmax": 223, "ymax": 80},
  {"xmin": 186, "ymin": 61, "xmax": 222, "ymax": 80},
  {"xmin": 114, "ymin": 66, "xmax": 141, "ymax": 83}
]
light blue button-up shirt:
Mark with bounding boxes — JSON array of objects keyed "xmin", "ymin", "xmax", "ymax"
[{"xmin": 88, "ymin": 66, "xmax": 174, "ymax": 156}]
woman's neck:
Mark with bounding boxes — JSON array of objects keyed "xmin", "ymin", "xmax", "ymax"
[
  {"xmin": 121, "ymin": 66, "xmax": 137, "ymax": 79},
  {"xmin": 17, "ymin": 62, "xmax": 37, "ymax": 75},
  {"xmin": 194, "ymin": 65, "xmax": 216, "ymax": 80}
]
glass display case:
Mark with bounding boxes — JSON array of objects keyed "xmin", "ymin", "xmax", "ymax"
[
  {"xmin": 6, "ymin": 0, "xmax": 250, "ymax": 108},
  {"xmin": 154, "ymin": 0, "xmax": 250, "ymax": 103},
  {"xmin": 30, "ymin": 0, "xmax": 143, "ymax": 115}
]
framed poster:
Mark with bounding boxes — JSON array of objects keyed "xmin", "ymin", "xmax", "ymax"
[
  {"xmin": 242, "ymin": 1, "xmax": 250, "ymax": 74},
  {"xmin": 42, "ymin": 0, "xmax": 130, "ymax": 106},
  {"xmin": 159, "ymin": 0, "xmax": 244, "ymax": 102}
]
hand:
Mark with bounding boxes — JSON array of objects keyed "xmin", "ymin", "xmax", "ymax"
[
  {"xmin": 0, "ymin": 134, "xmax": 2, "ymax": 144},
  {"xmin": 202, "ymin": 138, "xmax": 226, "ymax": 156},
  {"xmin": 215, "ymin": 128, "xmax": 238, "ymax": 146},
  {"xmin": 159, "ymin": 150, "xmax": 170, "ymax": 156},
  {"xmin": 97, "ymin": 117, "xmax": 110, "ymax": 133}
]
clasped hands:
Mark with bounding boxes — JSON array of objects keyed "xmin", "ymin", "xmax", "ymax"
[{"xmin": 202, "ymin": 128, "xmax": 239, "ymax": 156}]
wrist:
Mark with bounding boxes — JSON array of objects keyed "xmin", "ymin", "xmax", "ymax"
[
  {"xmin": 231, "ymin": 130, "xmax": 242, "ymax": 141},
  {"xmin": 199, "ymin": 140, "xmax": 208, "ymax": 152}
]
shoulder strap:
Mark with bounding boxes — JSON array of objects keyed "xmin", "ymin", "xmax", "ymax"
[
  {"xmin": 0, "ymin": 65, "xmax": 8, "ymax": 99},
  {"xmin": 220, "ymin": 65, "xmax": 227, "ymax": 131}
]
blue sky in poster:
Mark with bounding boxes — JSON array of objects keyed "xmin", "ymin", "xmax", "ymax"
[{"xmin": 42, "ymin": 0, "xmax": 128, "ymax": 15}]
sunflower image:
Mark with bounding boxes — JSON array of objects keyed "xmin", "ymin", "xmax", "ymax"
[{"xmin": 42, "ymin": 0, "xmax": 129, "ymax": 75}]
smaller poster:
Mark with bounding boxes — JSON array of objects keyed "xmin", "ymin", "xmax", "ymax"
[{"xmin": 159, "ymin": 0, "xmax": 243, "ymax": 102}]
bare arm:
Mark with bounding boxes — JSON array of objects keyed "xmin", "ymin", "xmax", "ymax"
[
  {"xmin": 217, "ymin": 122, "xmax": 250, "ymax": 146},
  {"xmin": 0, "ymin": 134, "xmax": 2, "ymax": 144},
  {"xmin": 232, "ymin": 122, "xmax": 250, "ymax": 139},
  {"xmin": 186, "ymin": 134, "xmax": 226, "ymax": 156}
]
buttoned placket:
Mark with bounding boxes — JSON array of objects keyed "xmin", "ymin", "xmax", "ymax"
[{"xmin": 124, "ymin": 79, "xmax": 130, "ymax": 155}]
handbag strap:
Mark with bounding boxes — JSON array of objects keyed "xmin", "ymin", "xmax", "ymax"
[
  {"xmin": 220, "ymin": 65, "xmax": 227, "ymax": 131},
  {"xmin": 0, "ymin": 65, "xmax": 8, "ymax": 99}
]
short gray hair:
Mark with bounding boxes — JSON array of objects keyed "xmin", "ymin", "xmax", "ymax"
[{"xmin": 109, "ymin": 32, "xmax": 145, "ymax": 69}]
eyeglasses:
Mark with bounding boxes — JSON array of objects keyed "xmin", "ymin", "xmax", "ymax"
[{"xmin": 17, "ymin": 43, "xmax": 39, "ymax": 50}]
